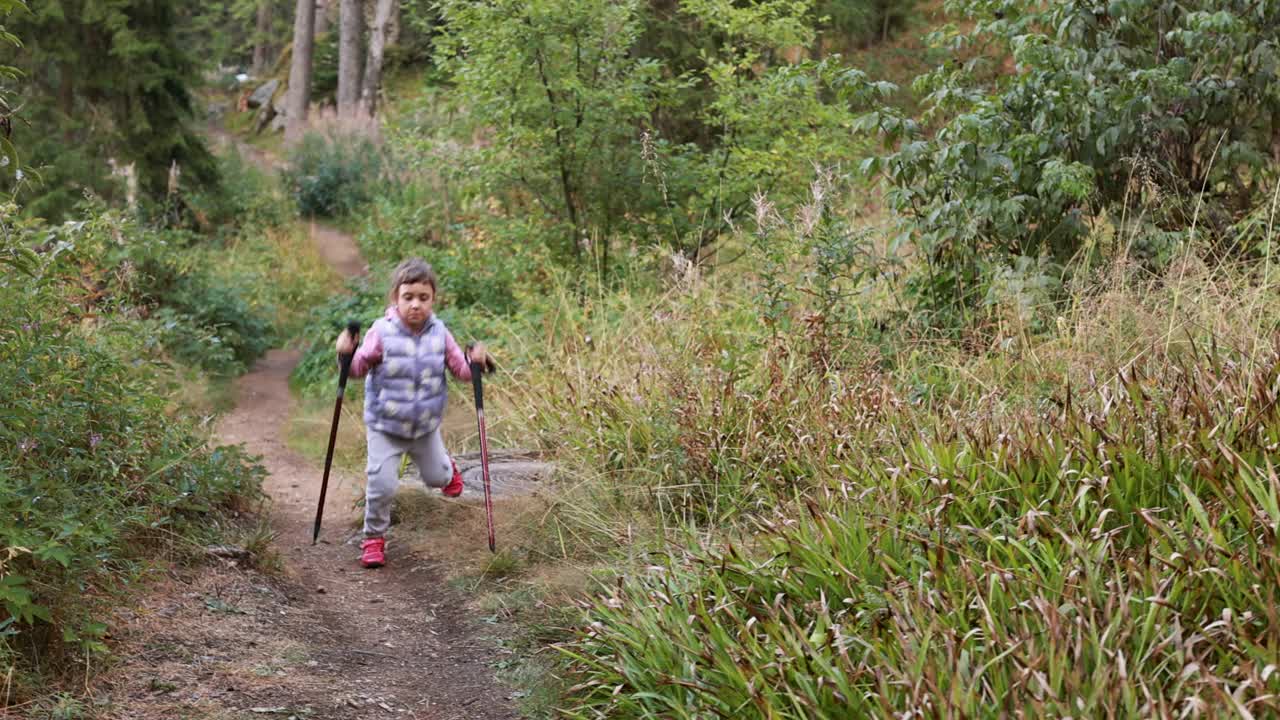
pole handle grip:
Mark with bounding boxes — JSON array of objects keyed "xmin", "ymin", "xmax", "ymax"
[
  {"xmin": 337, "ymin": 320, "xmax": 360, "ymax": 392},
  {"xmin": 467, "ymin": 344, "xmax": 495, "ymax": 410},
  {"xmin": 470, "ymin": 361, "xmax": 484, "ymax": 411}
]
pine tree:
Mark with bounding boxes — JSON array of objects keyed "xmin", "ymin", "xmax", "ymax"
[
  {"xmin": 253, "ymin": 0, "xmax": 275, "ymax": 74},
  {"xmin": 336, "ymin": 0, "xmax": 363, "ymax": 116},
  {"xmin": 8, "ymin": 0, "xmax": 218, "ymax": 219},
  {"xmin": 285, "ymin": 0, "xmax": 316, "ymax": 140}
]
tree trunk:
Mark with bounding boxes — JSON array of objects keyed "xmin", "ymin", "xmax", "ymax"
[
  {"xmin": 286, "ymin": 0, "xmax": 316, "ymax": 142},
  {"xmin": 314, "ymin": 0, "xmax": 331, "ymax": 36},
  {"xmin": 252, "ymin": 0, "xmax": 274, "ymax": 75},
  {"xmin": 337, "ymin": 0, "xmax": 364, "ymax": 116},
  {"xmin": 386, "ymin": 0, "xmax": 400, "ymax": 47},
  {"xmin": 360, "ymin": 0, "xmax": 397, "ymax": 115}
]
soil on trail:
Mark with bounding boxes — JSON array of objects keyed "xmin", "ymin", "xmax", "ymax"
[
  {"xmin": 98, "ymin": 144, "xmax": 540, "ymax": 718},
  {"xmin": 308, "ymin": 221, "xmax": 367, "ymax": 278}
]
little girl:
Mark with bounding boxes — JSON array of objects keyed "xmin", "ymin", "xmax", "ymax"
[{"xmin": 335, "ymin": 258, "xmax": 490, "ymax": 568}]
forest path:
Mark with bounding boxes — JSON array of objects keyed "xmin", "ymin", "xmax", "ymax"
[
  {"xmin": 207, "ymin": 127, "xmax": 369, "ymax": 279},
  {"xmin": 98, "ymin": 130, "xmax": 532, "ymax": 720}
]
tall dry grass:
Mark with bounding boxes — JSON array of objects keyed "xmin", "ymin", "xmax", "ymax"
[{"xmin": 485, "ymin": 225, "xmax": 1280, "ymax": 716}]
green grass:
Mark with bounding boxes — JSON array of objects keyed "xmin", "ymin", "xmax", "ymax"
[{"xmin": 481, "ymin": 248, "xmax": 1280, "ymax": 717}]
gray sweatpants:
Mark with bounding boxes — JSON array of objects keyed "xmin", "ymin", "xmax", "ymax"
[{"xmin": 363, "ymin": 427, "xmax": 452, "ymax": 537}]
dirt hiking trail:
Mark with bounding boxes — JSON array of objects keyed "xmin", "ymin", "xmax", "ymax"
[
  {"xmin": 208, "ymin": 128, "xmax": 369, "ymax": 280},
  {"xmin": 99, "ymin": 137, "xmax": 541, "ymax": 719}
]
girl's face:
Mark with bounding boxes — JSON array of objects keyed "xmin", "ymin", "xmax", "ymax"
[{"xmin": 396, "ymin": 281, "xmax": 435, "ymax": 331}]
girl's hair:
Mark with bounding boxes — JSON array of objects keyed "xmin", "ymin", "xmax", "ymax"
[{"xmin": 387, "ymin": 258, "xmax": 438, "ymax": 302}]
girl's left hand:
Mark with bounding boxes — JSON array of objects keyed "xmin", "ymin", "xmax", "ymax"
[{"xmin": 469, "ymin": 342, "xmax": 489, "ymax": 365}]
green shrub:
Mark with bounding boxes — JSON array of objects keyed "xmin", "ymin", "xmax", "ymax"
[
  {"xmin": 434, "ymin": 0, "xmax": 889, "ymax": 275},
  {"xmin": 817, "ymin": 0, "xmax": 918, "ymax": 46},
  {"xmin": 862, "ymin": 0, "xmax": 1280, "ymax": 320},
  {"xmin": 110, "ymin": 225, "xmax": 275, "ymax": 374},
  {"xmin": 153, "ymin": 272, "xmax": 274, "ymax": 372},
  {"xmin": 0, "ymin": 205, "xmax": 264, "ymax": 695},
  {"xmin": 185, "ymin": 149, "xmax": 295, "ymax": 235},
  {"xmin": 357, "ymin": 185, "xmax": 551, "ymax": 314},
  {"xmin": 281, "ymin": 132, "xmax": 384, "ymax": 218}
]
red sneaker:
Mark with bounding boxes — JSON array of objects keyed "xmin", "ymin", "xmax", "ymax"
[
  {"xmin": 360, "ymin": 537, "xmax": 386, "ymax": 568},
  {"xmin": 442, "ymin": 458, "xmax": 464, "ymax": 498}
]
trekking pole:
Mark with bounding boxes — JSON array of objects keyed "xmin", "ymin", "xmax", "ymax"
[
  {"xmin": 313, "ymin": 320, "xmax": 360, "ymax": 545},
  {"xmin": 470, "ymin": 357, "xmax": 497, "ymax": 552}
]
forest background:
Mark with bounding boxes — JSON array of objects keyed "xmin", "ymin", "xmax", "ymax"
[{"xmin": 4, "ymin": 0, "xmax": 1280, "ymax": 716}]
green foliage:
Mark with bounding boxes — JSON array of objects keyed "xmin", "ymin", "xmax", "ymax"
[
  {"xmin": 5, "ymin": 0, "xmax": 218, "ymax": 220},
  {"xmin": 281, "ymin": 132, "xmax": 384, "ymax": 218},
  {"xmin": 85, "ymin": 218, "xmax": 277, "ymax": 374},
  {"xmin": 148, "ymin": 275, "xmax": 275, "ymax": 374},
  {"xmin": 391, "ymin": 0, "xmax": 443, "ymax": 68},
  {"xmin": 436, "ymin": 0, "xmax": 665, "ymax": 270},
  {"xmin": 176, "ymin": 0, "xmax": 293, "ymax": 71},
  {"xmin": 633, "ymin": 0, "xmax": 893, "ymax": 256},
  {"xmin": 657, "ymin": 55, "xmax": 889, "ymax": 254},
  {"xmin": 0, "ymin": 203, "xmax": 264, "ymax": 688},
  {"xmin": 0, "ymin": 0, "xmax": 28, "ymax": 186},
  {"xmin": 356, "ymin": 182, "xmax": 551, "ymax": 314},
  {"xmin": 429, "ymin": 0, "xmax": 893, "ymax": 277},
  {"xmin": 863, "ymin": 0, "xmax": 1280, "ymax": 319},
  {"xmin": 311, "ymin": 26, "xmax": 340, "ymax": 104},
  {"xmin": 187, "ymin": 147, "xmax": 296, "ymax": 234},
  {"xmin": 815, "ymin": 0, "xmax": 918, "ymax": 47}
]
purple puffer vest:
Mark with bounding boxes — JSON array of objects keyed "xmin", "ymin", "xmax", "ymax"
[{"xmin": 364, "ymin": 311, "xmax": 450, "ymax": 439}]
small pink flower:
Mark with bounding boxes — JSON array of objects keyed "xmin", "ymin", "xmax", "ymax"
[
  {"xmin": 89, "ymin": 433, "xmax": 103, "ymax": 449},
  {"xmin": 18, "ymin": 438, "xmax": 36, "ymax": 453}
]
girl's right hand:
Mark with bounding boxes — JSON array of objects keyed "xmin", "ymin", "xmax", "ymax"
[{"xmin": 336, "ymin": 329, "xmax": 358, "ymax": 355}]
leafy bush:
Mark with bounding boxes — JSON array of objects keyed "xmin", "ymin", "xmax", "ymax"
[
  {"xmin": 0, "ymin": 205, "xmax": 264, "ymax": 695},
  {"xmin": 281, "ymin": 132, "xmax": 384, "ymax": 218},
  {"xmin": 185, "ymin": 149, "xmax": 295, "ymax": 235},
  {"xmin": 817, "ymin": 0, "xmax": 918, "ymax": 46},
  {"xmin": 357, "ymin": 184, "xmax": 553, "ymax": 313},
  {"xmin": 106, "ymin": 224, "xmax": 276, "ymax": 374},
  {"xmin": 863, "ymin": 0, "xmax": 1280, "ymax": 319},
  {"xmin": 148, "ymin": 276, "xmax": 274, "ymax": 373},
  {"xmin": 434, "ymin": 0, "xmax": 889, "ymax": 274}
]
